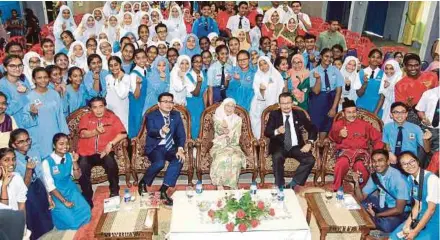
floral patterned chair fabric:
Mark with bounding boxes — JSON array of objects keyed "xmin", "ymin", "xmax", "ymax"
[
  {"xmin": 259, "ymin": 104, "xmax": 322, "ymax": 186},
  {"xmin": 321, "ymin": 109, "xmax": 383, "ymax": 184},
  {"xmin": 131, "ymin": 105, "xmax": 195, "ymax": 185},
  {"xmin": 195, "ymin": 103, "xmax": 259, "ymax": 182},
  {"xmin": 67, "ymin": 107, "xmax": 132, "ymax": 186}
]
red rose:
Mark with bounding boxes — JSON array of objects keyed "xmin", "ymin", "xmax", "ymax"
[
  {"xmin": 226, "ymin": 222, "xmax": 235, "ymax": 232},
  {"xmin": 217, "ymin": 200, "xmax": 222, "ymax": 208},
  {"xmin": 257, "ymin": 201, "xmax": 265, "ymax": 210},
  {"xmin": 208, "ymin": 209, "xmax": 215, "ymax": 219},
  {"xmin": 236, "ymin": 209, "xmax": 246, "ymax": 219},
  {"xmin": 238, "ymin": 223, "xmax": 248, "ymax": 232},
  {"xmin": 250, "ymin": 219, "xmax": 259, "ymax": 228},
  {"xmin": 269, "ymin": 208, "xmax": 275, "ymax": 216}
]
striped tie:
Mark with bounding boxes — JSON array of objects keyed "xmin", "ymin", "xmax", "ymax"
[{"xmin": 164, "ymin": 116, "xmax": 174, "ymax": 151}]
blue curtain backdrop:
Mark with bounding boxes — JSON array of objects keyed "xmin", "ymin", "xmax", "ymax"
[{"xmin": 0, "ymin": 2, "xmax": 22, "ymax": 24}]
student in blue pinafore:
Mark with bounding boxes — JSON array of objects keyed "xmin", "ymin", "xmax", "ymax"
[
  {"xmin": 143, "ymin": 56, "xmax": 170, "ymax": 113},
  {"xmin": 42, "ymin": 133, "xmax": 91, "ymax": 230},
  {"xmin": 309, "ymin": 48, "xmax": 343, "ymax": 144},
  {"xmin": 230, "ymin": 50, "xmax": 256, "ymax": 112},
  {"xmin": 357, "ymin": 49, "xmax": 384, "ymax": 116},
  {"xmin": 186, "ymin": 54, "xmax": 208, "ymax": 138},
  {"xmin": 10, "ymin": 129, "xmax": 53, "ymax": 239},
  {"xmin": 390, "ymin": 152, "xmax": 439, "ymax": 240},
  {"xmin": 128, "ymin": 49, "xmax": 149, "ymax": 138},
  {"xmin": 63, "ymin": 66, "xmax": 88, "ymax": 116}
]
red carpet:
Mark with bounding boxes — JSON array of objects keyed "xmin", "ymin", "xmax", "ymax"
[{"xmin": 73, "ymin": 182, "xmax": 354, "ymax": 239}]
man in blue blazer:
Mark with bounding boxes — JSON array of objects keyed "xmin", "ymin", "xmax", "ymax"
[{"xmin": 138, "ymin": 92, "xmax": 186, "ymax": 206}]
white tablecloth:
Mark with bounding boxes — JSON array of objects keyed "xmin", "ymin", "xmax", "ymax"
[{"xmin": 169, "ymin": 189, "xmax": 312, "ymax": 240}]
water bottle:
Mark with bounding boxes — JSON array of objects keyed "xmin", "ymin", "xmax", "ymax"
[
  {"xmin": 250, "ymin": 182, "xmax": 257, "ymax": 195},
  {"xmin": 277, "ymin": 186, "xmax": 285, "ymax": 202},
  {"xmin": 336, "ymin": 187, "xmax": 344, "ymax": 204},
  {"xmin": 124, "ymin": 189, "xmax": 131, "ymax": 203},
  {"xmin": 196, "ymin": 180, "xmax": 203, "ymax": 194}
]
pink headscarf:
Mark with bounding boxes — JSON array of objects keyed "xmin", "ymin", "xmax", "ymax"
[{"xmin": 288, "ymin": 54, "xmax": 310, "ymax": 103}]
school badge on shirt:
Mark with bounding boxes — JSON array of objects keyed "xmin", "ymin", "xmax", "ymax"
[{"xmin": 52, "ymin": 166, "xmax": 60, "ymax": 175}]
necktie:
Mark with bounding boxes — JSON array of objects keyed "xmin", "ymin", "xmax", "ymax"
[
  {"xmin": 395, "ymin": 126, "xmax": 403, "ymax": 156},
  {"xmin": 324, "ymin": 69, "xmax": 331, "ymax": 92},
  {"xmin": 220, "ymin": 66, "xmax": 226, "ymax": 100},
  {"xmin": 432, "ymin": 100, "xmax": 439, "ymax": 128},
  {"xmin": 61, "ymin": 158, "xmax": 65, "ymax": 164},
  {"xmin": 306, "ymin": 55, "xmax": 311, "ymax": 70},
  {"xmin": 98, "ymin": 74, "xmax": 102, "ymax": 93},
  {"xmin": 370, "ymin": 70, "xmax": 375, "ymax": 80},
  {"xmin": 164, "ymin": 116, "xmax": 174, "ymax": 151},
  {"xmin": 238, "ymin": 16, "xmax": 243, "ymax": 29},
  {"xmin": 284, "ymin": 115, "xmax": 292, "ymax": 151},
  {"xmin": 144, "ymin": 69, "xmax": 147, "ymax": 76}
]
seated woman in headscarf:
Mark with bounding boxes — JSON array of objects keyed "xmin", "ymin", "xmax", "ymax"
[
  {"xmin": 233, "ymin": 29, "xmax": 250, "ymax": 51},
  {"xmin": 288, "ymin": 54, "xmax": 311, "ymax": 111},
  {"xmin": 180, "ymin": 34, "xmax": 201, "ymax": 58},
  {"xmin": 53, "ymin": 5, "xmax": 77, "ymax": 53},
  {"xmin": 210, "ymin": 98, "xmax": 246, "ymax": 189},
  {"xmin": 261, "ymin": 10, "xmax": 284, "ymax": 40},
  {"xmin": 74, "ymin": 14, "xmax": 98, "ymax": 43},
  {"xmin": 277, "ymin": 17, "xmax": 299, "ymax": 48}
]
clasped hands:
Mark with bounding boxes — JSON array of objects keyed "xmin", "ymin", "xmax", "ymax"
[
  {"xmin": 161, "ymin": 124, "xmax": 186, "ymax": 163},
  {"xmin": 276, "ymin": 125, "xmax": 311, "ymax": 153}
]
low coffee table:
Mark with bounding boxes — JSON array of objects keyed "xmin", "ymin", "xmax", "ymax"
[
  {"xmin": 95, "ymin": 201, "xmax": 158, "ymax": 240},
  {"xmin": 305, "ymin": 192, "xmax": 375, "ymax": 240}
]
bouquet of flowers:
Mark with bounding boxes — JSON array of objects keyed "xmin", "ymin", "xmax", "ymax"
[{"xmin": 207, "ymin": 191, "xmax": 275, "ymax": 232}]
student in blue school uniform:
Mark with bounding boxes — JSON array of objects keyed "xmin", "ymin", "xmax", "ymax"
[
  {"xmin": 83, "ymin": 54, "xmax": 109, "ymax": 101},
  {"xmin": 208, "ymin": 45, "xmax": 233, "ymax": 105},
  {"xmin": 128, "ymin": 49, "xmax": 149, "ymax": 138},
  {"xmin": 353, "ymin": 149, "xmax": 411, "ymax": 234},
  {"xmin": 229, "ymin": 50, "xmax": 256, "ymax": 112},
  {"xmin": 64, "ymin": 67, "xmax": 88, "ymax": 115},
  {"xmin": 303, "ymin": 33, "xmax": 320, "ymax": 71},
  {"xmin": 10, "ymin": 129, "xmax": 54, "ymax": 239},
  {"xmin": 22, "ymin": 68, "xmax": 69, "ymax": 157},
  {"xmin": 192, "ymin": 3, "xmax": 220, "ymax": 39},
  {"xmin": 308, "ymin": 48, "xmax": 343, "ymax": 145},
  {"xmin": 41, "ymin": 133, "xmax": 91, "ymax": 230},
  {"xmin": 356, "ymin": 49, "xmax": 384, "ymax": 115},
  {"xmin": 186, "ymin": 54, "xmax": 208, "ymax": 138},
  {"xmin": 390, "ymin": 151, "xmax": 439, "ymax": 240},
  {"xmin": 120, "ymin": 43, "xmax": 135, "ymax": 74},
  {"xmin": 143, "ymin": 56, "xmax": 170, "ymax": 113},
  {"xmin": 383, "ymin": 102, "xmax": 432, "ymax": 168}
]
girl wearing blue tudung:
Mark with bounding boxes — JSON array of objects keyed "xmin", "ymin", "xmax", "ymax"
[{"xmin": 143, "ymin": 56, "xmax": 170, "ymax": 113}]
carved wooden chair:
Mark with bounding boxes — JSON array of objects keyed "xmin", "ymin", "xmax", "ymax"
[
  {"xmin": 259, "ymin": 104, "xmax": 322, "ymax": 186},
  {"xmin": 131, "ymin": 105, "xmax": 195, "ymax": 185},
  {"xmin": 67, "ymin": 107, "xmax": 132, "ymax": 186},
  {"xmin": 321, "ymin": 109, "xmax": 383, "ymax": 184},
  {"xmin": 195, "ymin": 103, "xmax": 259, "ymax": 183}
]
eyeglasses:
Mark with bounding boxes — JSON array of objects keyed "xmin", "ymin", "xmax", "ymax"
[
  {"xmin": 0, "ymin": 101, "xmax": 8, "ymax": 106},
  {"xmin": 237, "ymin": 58, "xmax": 249, "ymax": 62},
  {"xmin": 292, "ymin": 61, "xmax": 302, "ymax": 65},
  {"xmin": 392, "ymin": 111, "xmax": 407, "ymax": 115},
  {"xmin": 7, "ymin": 64, "xmax": 24, "ymax": 69},
  {"xmin": 15, "ymin": 138, "xmax": 31, "ymax": 145},
  {"xmin": 160, "ymin": 100, "xmax": 174, "ymax": 104},
  {"xmin": 401, "ymin": 159, "xmax": 417, "ymax": 168}
]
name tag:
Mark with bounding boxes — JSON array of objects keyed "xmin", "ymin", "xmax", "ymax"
[
  {"xmin": 52, "ymin": 166, "xmax": 60, "ymax": 175},
  {"xmin": 409, "ymin": 133, "xmax": 415, "ymax": 140},
  {"xmin": 412, "ymin": 186, "xmax": 418, "ymax": 197}
]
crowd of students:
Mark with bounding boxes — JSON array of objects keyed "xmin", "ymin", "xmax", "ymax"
[{"xmin": 0, "ymin": 1, "xmax": 438, "ymax": 239}]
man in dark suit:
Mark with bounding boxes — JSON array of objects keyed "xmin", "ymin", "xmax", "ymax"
[
  {"xmin": 138, "ymin": 92, "xmax": 186, "ymax": 206},
  {"xmin": 264, "ymin": 92, "xmax": 317, "ymax": 190}
]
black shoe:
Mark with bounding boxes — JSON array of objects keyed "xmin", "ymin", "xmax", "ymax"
[
  {"xmin": 160, "ymin": 191, "xmax": 173, "ymax": 206},
  {"xmin": 138, "ymin": 180, "xmax": 148, "ymax": 196}
]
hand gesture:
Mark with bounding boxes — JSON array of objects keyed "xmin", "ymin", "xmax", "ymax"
[
  {"xmin": 26, "ymin": 159, "xmax": 36, "ymax": 170},
  {"xmin": 366, "ymin": 203, "xmax": 375, "ymax": 216},
  {"xmin": 72, "ymin": 151, "xmax": 79, "ymax": 162},
  {"xmin": 277, "ymin": 125, "xmax": 285, "ymax": 134},
  {"xmin": 161, "ymin": 124, "xmax": 170, "ymax": 135},
  {"xmin": 327, "ymin": 108, "xmax": 336, "ymax": 118},
  {"xmin": 363, "ymin": 74, "xmax": 369, "ymax": 83},
  {"xmin": 404, "ymin": 231, "xmax": 417, "ymax": 240},
  {"xmin": 259, "ymin": 83, "xmax": 266, "ymax": 90},
  {"xmin": 62, "ymin": 23, "xmax": 66, "ymax": 31},
  {"xmin": 339, "ymin": 126, "xmax": 348, "ymax": 138},
  {"xmin": 64, "ymin": 200, "xmax": 74, "ymax": 208},
  {"xmin": 423, "ymin": 129, "xmax": 432, "ymax": 140},
  {"xmin": 298, "ymin": 13, "xmax": 304, "ymax": 22},
  {"xmin": 389, "ymin": 152, "xmax": 397, "ymax": 164},
  {"xmin": 30, "ymin": 104, "xmax": 39, "ymax": 115},
  {"xmin": 384, "ymin": 80, "xmax": 390, "ymax": 88},
  {"xmin": 48, "ymin": 195, "xmax": 55, "ymax": 210},
  {"xmin": 269, "ymin": 24, "xmax": 275, "ymax": 31},
  {"xmin": 313, "ymin": 71, "xmax": 320, "ymax": 79},
  {"xmin": 178, "ymin": 71, "xmax": 185, "ymax": 79},
  {"xmin": 116, "ymin": 28, "xmax": 120, "ymax": 40},
  {"xmin": 421, "ymin": 117, "xmax": 432, "ymax": 126},
  {"xmin": 221, "ymin": 119, "xmax": 228, "ymax": 128},
  {"xmin": 100, "ymin": 143, "xmax": 113, "ymax": 158},
  {"xmin": 225, "ymin": 73, "xmax": 231, "ymax": 81},
  {"xmin": 300, "ymin": 143, "xmax": 312, "ymax": 153},
  {"xmin": 96, "ymin": 122, "xmax": 105, "ymax": 134},
  {"xmin": 0, "ymin": 167, "xmax": 12, "ymax": 187},
  {"xmin": 196, "ymin": 74, "xmax": 202, "ymax": 82},
  {"xmin": 352, "ymin": 171, "xmax": 360, "ymax": 183},
  {"xmin": 136, "ymin": 76, "xmax": 142, "ymax": 84},
  {"xmin": 176, "ymin": 148, "xmax": 185, "ymax": 163},
  {"xmin": 309, "ymin": 54, "xmax": 315, "ymax": 62},
  {"xmin": 234, "ymin": 73, "xmax": 240, "ymax": 80},
  {"xmin": 344, "ymin": 77, "xmax": 351, "ymax": 86}
]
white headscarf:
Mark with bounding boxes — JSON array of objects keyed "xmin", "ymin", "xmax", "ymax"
[
  {"xmin": 214, "ymin": 98, "xmax": 241, "ymax": 129},
  {"xmin": 103, "ymin": 1, "xmax": 119, "ymax": 18},
  {"xmin": 136, "ymin": 11, "xmax": 151, "ymax": 26},
  {"xmin": 170, "ymin": 38, "xmax": 182, "ymax": 50},
  {"xmin": 75, "ymin": 14, "xmax": 99, "ymax": 42},
  {"xmin": 118, "ymin": 1, "xmax": 133, "ymax": 19},
  {"xmin": 253, "ymin": 56, "xmax": 284, "ymax": 104},
  {"xmin": 132, "ymin": 2, "xmax": 141, "ymax": 13},
  {"xmin": 170, "ymin": 55, "xmax": 193, "ymax": 105},
  {"xmin": 93, "ymin": 8, "xmax": 105, "ymax": 31},
  {"xmin": 340, "ymin": 56, "xmax": 361, "ymax": 103},
  {"xmin": 23, "ymin": 51, "xmax": 41, "ymax": 89},
  {"xmin": 120, "ymin": 12, "xmax": 139, "ymax": 39},
  {"xmin": 150, "ymin": 8, "xmax": 164, "ymax": 25},
  {"xmin": 265, "ymin": 9, "xmax": 282, "ymax": 25},
  {"xmin": 53, "ymin": 5, "xmax": 77, "ymax": 52},
  {"xmin": 97, "ymin": 39, "xmax": 113, "ymax": 70},
  {"xmin": 157, "ymin": 41, "xmax": 168, "ymax": 55},
  {"xmin": 165, "ymin": 5, "xmax": 186, "ymax": 42},
  {"xmin": 68, "ymin": 41, "xmax": 88, "ymax": 72},
  {"xmin": 102, "ymin": 15, "xmax": 121, "ymax": 44},
  {"xmin": 379, "ymin": 59, "xmax": 403, "ymax": 124},
  {"xmin": 140, "ymin": 1, "xmax": 152, "ymax": 14}
]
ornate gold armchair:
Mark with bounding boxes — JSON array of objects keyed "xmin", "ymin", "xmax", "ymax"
[
  {"xmin": 130, "ymin": 105, "xmax": 195, "ymax": 185},
  {"xmin": 195, "ymin": 103, "xmax": 259, "ymax": 182},
  {"xmin": 67, "ymin": 107, "xmax": 132, "ymax": 186},
  {"xmin": 321, "ymin": 109, "xmax": 383, "ymax": 184},
  {"xmin": 258, "ymin": 104, "xmax": 322, "ymax": 186}
]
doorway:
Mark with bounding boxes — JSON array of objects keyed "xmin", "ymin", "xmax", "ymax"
[
  {"xmin": 326, "ymin": 1, "xmax": 352, "ymax": 28},
  {"xmin": 364, "ymin": 1, "xmax": 389, "ymax": 36}
]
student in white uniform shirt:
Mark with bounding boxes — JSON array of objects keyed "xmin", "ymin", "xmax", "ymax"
[
  {"xmin": 416, "ymin": 86, "xmax": 439, "ymax": 152},
  {"xmin": 249, "ymin": 14, "xmax": 264, "ymax": 48},
  {"xmin": 226, "ymin": 1, "xmax": 251, "ymax": 41},
  {"xmin": 281, "ymin": 1, "xmax": 312, "ymax": 32},
  {"xmin": 0, "ymin": 148, "xmax": 27, "ymax": 211}
]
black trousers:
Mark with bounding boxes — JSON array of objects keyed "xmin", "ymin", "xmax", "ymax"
[
  {"xmin": 271, "ymin": 146, "xmax": 316, "ymax": 187},
  {"xmin": 78, "ymin": 152, "xmax": 119, "ymax": 207}
]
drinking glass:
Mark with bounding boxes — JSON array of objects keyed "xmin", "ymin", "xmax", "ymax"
[
  {"xmin": 186, "ymin": 186, "xmax": 195, "ymax": 203},
  {"xmin": 270, "ymin": 185, "xmax": 278, "ymax": 203},
  {"xmin": 325, "ymin": 189, "xmax": 333, "ymax": 204}
]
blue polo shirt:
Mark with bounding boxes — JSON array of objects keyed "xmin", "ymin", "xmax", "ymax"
[
  {"xmin": 363, "ymin": 166, "xmax": 411, "ymax": 209},
  {"xmin": 302, "ymin": 50, "xmax": 320, "ymax": 71},
  {"xmin": 383, "ymin": 121, "xmax": 424, "ymax": 155},
  {"xmin": 309, "ymin": 65, "xmax": 344, "ymax": 92}
]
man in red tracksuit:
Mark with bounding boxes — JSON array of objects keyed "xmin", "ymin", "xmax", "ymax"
[{"xmin": 329, "ymin": 98, "xmax": 384, "ymax": 191}]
